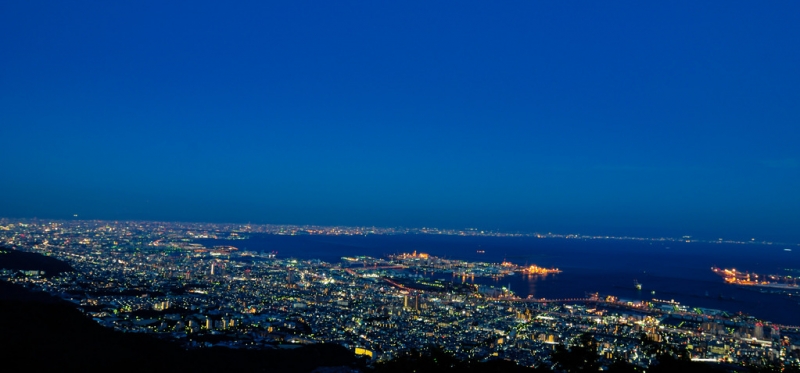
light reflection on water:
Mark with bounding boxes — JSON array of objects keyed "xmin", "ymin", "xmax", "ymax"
[{"xmin": 197, "ymin": 234, "xmax": 800, "ymax": 325}]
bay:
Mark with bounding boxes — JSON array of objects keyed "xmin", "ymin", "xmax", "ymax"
[{"xmin": 197, "ymin": 234, "xmax": 800, "ymax": 325}]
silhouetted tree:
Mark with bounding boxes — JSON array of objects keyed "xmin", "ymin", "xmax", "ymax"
[{"xmin": 551, "ymin": 333, "xmax": 600, "ymax": 372}]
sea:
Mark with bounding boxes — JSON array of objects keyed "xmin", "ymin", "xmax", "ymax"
[{"xmin": 197, "ymin": 234, "xmax": 800, "ymax": 325}]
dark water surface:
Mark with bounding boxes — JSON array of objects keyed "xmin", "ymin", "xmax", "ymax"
[{"xmin": 198, "ymin": 234, "xmax": 800, "ymax": 325}]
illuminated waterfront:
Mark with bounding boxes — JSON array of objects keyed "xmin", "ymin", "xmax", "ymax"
[
  {"xmin": 197, "ymin": 232, "xmax": 800, "ymax": 325},
  {"xmin": 1, "ymin": 218, "xmax": 799, "ymax": 369}
]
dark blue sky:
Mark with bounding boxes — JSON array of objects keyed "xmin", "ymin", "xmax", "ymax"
[{"xmin": 2, "ymin": 2, "xmax": 799, "ymax": 242}]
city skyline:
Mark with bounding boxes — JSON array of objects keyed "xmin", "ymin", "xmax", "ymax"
[
  {"xmin": 2, "ymin": 2, "xmax": 799, "ymax": 243},
  {"xmin": 3, "ymin": 216, "xmax": 797, "ymax": 247}
]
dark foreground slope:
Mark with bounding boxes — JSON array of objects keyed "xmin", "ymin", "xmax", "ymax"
[
  {"xmin": 0, "ymin": 247, "xmax": 74, "ymax": 276},
  {"xmin": 0, "ymin": 247, "xmax": 361, "ymax": 371},
  {"xmin": 0, "ymin": 281, "xmax": 359, "ymax": 372}
]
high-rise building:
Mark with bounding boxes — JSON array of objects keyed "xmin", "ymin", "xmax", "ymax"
[{"xmin": 754, "ymin": 323, "xmax": 764, "ymax": 340}]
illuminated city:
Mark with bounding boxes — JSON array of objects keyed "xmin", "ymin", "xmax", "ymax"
[{"xmin": 1, "ymin": 218, "xmax": 798, "ymax": 371}]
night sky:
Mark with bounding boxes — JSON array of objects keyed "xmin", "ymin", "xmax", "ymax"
[{"xmin": 2, "ymin": 2, "xmax": 799, "ymax": 242}]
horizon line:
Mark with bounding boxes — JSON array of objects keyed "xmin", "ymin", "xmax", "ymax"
[{"xmin": 2, "ymin": 216, "xmax": 797, "ymax": 247}]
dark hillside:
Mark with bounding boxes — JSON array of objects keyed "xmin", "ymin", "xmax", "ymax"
[
  {"xmin": 0, "ymin": 281, "xmax": 360, "ymax": 372},
  {"xmin": 0, "ymin": 247, "xmax": 75, "ymax": 276}
]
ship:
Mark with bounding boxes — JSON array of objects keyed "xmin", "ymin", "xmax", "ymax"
[{"xmin": 634, "ymin": 279, "xmax": 642, "ymax": 290}]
